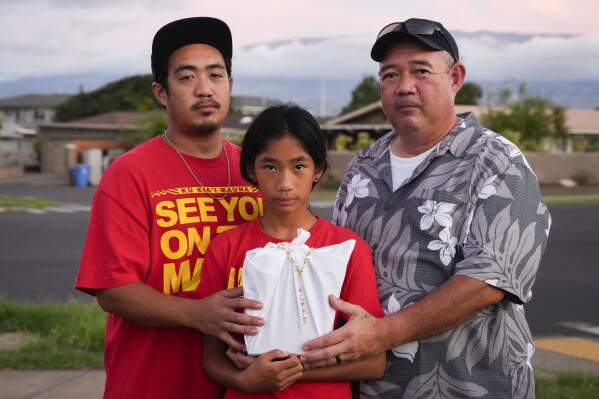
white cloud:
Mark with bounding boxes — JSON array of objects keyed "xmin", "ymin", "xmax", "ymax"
[
  {"xmin": 235, "ymin": 35, "xmax": 377, "ymax": 79},
  {"xmin": 232, "ymin": 32, "xmax": 599, "ymax": 82},
  {"xmin": 459, "ymin": 34, "xmax": 599, "ymax": 81},
  {"xmin": 0, "ymin": 0, "xmax": 598, "ymax": 85}
]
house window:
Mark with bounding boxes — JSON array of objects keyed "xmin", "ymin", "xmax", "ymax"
[{"xmin": 34, "ymin": 109, "xmax": 46, "ymax": 121}]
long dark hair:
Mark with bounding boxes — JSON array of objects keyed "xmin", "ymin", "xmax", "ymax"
[{"xmin": 240, "ymin": 103, "xmax": 329, "ymax": 186}]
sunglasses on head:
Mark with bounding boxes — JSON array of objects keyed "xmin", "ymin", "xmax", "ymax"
[{"xmin": 377, "ymin": 19, "xmax": 458, "ymax": 62}]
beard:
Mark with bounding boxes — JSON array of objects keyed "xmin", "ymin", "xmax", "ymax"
[
  {"xmin": 192, "ymin": 120, "xmax": 220, "ymax": 136},
  {"xmin": 190, "ymin": 99, "xmax": 224, "ymax": 136}
]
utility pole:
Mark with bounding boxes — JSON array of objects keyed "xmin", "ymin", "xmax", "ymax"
[{"xmin": 320, "ymin": 76, "xmax": 326, "ymax": 117}]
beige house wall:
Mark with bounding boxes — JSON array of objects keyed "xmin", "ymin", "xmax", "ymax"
[
  {"xmin": 525, "ymin": 153, "xmax": 599, "ymax": 185},
  {"xmin": 327, "ymin": 151, "xmax": 599, "ymax": 186}
]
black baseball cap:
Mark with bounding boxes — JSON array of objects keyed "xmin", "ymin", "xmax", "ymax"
[
  {"xmin": 371, "ymin": 18, "xmax": 459, "ymax": 62},
  {"xmin": 151, "ymin": 17, "xmax": 232, "ymax": 80}
]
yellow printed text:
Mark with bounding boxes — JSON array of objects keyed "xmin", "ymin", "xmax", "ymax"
[
  {"xmin": 155, "ymin": 196, "xmax": 263, "ymax": 227},
  {"xmin": 163, "ymin": 258, "xmax": 203, "ymax": 294},
  {"xmin": 161, "ymin": 226, "xmax": 211, "ymax": 259},
  {"xmin": 227, "ymin": 267, "xmax": 243, "ymax": 289}
]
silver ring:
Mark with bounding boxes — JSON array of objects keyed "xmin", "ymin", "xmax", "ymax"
[{"xmin": 335, "ymin": 354, "xmax": 342, "ymax": 364}]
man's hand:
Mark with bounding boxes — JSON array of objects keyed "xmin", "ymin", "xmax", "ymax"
[
  {"xmin": 193, "ymin": 286, "xmax": 264, "ymax": 351},
  {"xmin": 299, "ymin": 295, "xmax": 386, "ymax": 369},
  {"xmin": 96, "ymin": 283, "xmax": 264, "ymax": 352}
]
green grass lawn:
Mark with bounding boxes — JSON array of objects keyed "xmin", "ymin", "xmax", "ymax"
[
  {"xmin": 540, "ymin": 185, "xmax": 599, "ymax": 205},
  {"xmin": 536, "ymin": 372, "xmax": 599, "ymax": 399},
  {"xmin": 0, "ymin": 300, "xmax": 105, "ymax": 369},
  {"xmin": 0, "ymin": 195, "xmax": 57, "ymax": 209}
]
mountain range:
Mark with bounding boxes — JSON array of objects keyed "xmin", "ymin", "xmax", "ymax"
[{"xmin": 1, "ymin": 30, "xmax": 598, "ymax": 116}]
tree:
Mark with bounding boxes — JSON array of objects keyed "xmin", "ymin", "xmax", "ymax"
[
  {"xmin": 351, "ymin": 132, "xmax": 375, "ymax": 150},
  {"xmin": 481, "ymin": 84, "xmax": 569, "ymax": 152},
  {"xmin": 455, "ymin": 82, "xmax": 482, "ymax": 105},
  {"xmin": 54, "ymin": 75, "xmax": 160, "ymax": 121},
  {"xmin": 334, "ymin": 132, "xmax": 374, "ymax": 151},
  {"xmin": 335, "ymin": 134, "xmax": 353, "ymax": 151},
  {"xmin": 53, "ymin": 74, "xmax": 245, "ymax": 122},
  {"xmin": 121, "ymin": 111, "xmax": 167, "ymax": 149},
  {"xmin": 341, "ymin": 76, "xmax": 380, "ymax": 115}
]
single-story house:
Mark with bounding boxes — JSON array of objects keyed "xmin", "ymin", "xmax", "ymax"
[
  {"xmin": 0, "ymin": 94, "xmax": 71, "ymax": 124},
  {"xmin": 321, "ymin": 102, "xmax": 599, "ymax": 152}
]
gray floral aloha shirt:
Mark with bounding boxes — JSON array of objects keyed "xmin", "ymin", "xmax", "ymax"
[{"xmin": 332, "ymin": 112, "xmax": 552, "ymax": 399}]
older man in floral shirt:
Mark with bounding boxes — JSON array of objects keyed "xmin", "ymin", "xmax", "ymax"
[{"xmin": 300, "ymin": 18, "xmax": 551, "ymax": 398}]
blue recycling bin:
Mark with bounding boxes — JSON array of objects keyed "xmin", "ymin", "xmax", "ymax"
[{"xmin": 71, "ymin": 164, "xmax": 91, "ymax": 187}]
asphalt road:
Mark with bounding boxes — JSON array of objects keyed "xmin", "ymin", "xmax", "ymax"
[{"xmin": 0, "ymin": 183, "xmax": 598, "ymax": 339}]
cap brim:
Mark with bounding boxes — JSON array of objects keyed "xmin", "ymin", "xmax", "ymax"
[
  {"xmin": 152, "ymin": 17, "xmax": 232, "ymax": 79},
  {"xmin": 370, "ymin": 31, "xmax": 446, "ymax": 61}
]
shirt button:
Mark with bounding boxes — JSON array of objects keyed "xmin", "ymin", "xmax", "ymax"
[
  {"xmin": 383, "ymin": 203, "xmax": 389, "ymax": 210},
  {"xmin": 372, "ymin": 243, "xmax": 378, "ymax": 250}
]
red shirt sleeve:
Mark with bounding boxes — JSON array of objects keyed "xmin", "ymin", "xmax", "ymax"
[
  {"xmin": 194, "ymin": 231, "xmax": 231, "ymax": 299},
  {"xmin": 339, "ymin": 236, "xmax": 384, "ymax": 319}
]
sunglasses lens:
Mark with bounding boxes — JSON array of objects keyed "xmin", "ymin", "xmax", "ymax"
[
  {"xmin": 376, "ymin": 20, "xmax": 437, "ymax": 40},
  {"xmin": 374, "ymin": 19, "xmax": 457, "ymax": 61},
  {"xmin": 404, "ymin": 20, "xmax": 436, "ymax": 35},
  {"xmin": 377, "ymin": 22, "xmax": 401, "ymax": 39}
]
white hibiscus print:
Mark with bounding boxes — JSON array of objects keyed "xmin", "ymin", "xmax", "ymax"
[
  {"xmin": 386, "ymin": 295, "xmax": 419, "ymax": 362},
  {"xmin": 428, "ymin": 228, "xmax": 458, "ymax": 266},
  {"xmin": 417, "ymin": 200, "xmax": 456, "ymax": 230},
  {"xmin": 344, "ymin": 174, "xmax": 371, "ymax": 208},
  {"xmin": 479, "ymin": 175, "xmax": 498, "ymax": 199}
]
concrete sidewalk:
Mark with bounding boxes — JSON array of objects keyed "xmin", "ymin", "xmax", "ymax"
[
  {"xmin": 1, "ymin": 346, "xmax": 598, "ymax": 399},
  {"xmin": 0, "ymin": 370, "xmax": 104, "ymax": 399}
]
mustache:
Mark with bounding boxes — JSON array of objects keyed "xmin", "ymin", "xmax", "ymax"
[{"xmin": 191, "ymin": 100, "xmax": 221, "ymax": 110}]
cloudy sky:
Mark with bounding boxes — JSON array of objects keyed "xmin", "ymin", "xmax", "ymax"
[{"xmin": 1, "ymin": 0, "xmax": 598, "ymax": 85}]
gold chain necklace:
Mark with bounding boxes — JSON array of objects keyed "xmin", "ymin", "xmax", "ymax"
[
  {"xmin": 278, "ymin": 244, "xmax": 314, "ymax": 326},
  {"xmin": 163, "ymin": 131, "xmax": 230, "ymax": 200}
]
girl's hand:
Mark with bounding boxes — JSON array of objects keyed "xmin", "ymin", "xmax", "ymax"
[
  {"xmin": 226, "ymin": 346, "xmax": 255, "ymax": 370},
  {"xmin": 239, "ymin": 349, "xmax": 304, "ymax": 392}
]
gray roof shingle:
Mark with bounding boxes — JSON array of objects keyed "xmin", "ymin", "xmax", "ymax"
[{"xmin": 0, "ymin": 94, "xmax": 72, "ymax": 109}]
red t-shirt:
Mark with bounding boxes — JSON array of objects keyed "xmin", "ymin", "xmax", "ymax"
[
  {"xmin": 76, "ymin": 136, "xmax": 263, "ymax": 399},
  {"xmin": 198, "ymin": 217, "xmax": 383, "ymax": 399}
]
